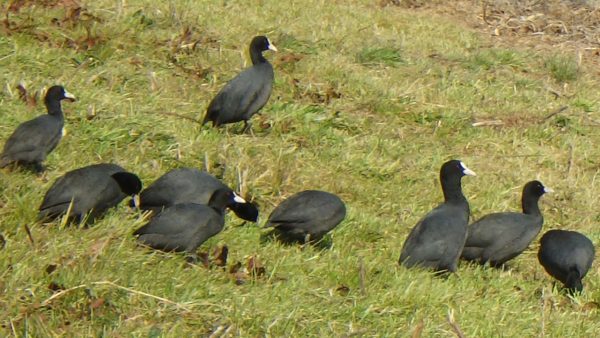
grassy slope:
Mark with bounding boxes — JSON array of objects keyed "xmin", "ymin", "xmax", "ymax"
[{"xmin": 1, "ymin": 0, "xmax": 599, "ymax": 336}]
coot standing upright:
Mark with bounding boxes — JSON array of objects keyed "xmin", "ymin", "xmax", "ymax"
[
  {"xmin": 264, "ymin": 190, "xmax": 346, "ymax": 244},
  {"xmin": 538, "ymin": 229, "xmax": 595, "ymax": 294},
  {"xmin": 461, "ymin": 180, "xmax": 552, "ymax": 267},
  {"xmin": 399, "ymin": 160, "xmax": 476, "ymax": 273},
  {"xmin": 133, "ymin": 188, "xmax": 246, "ymax": 260},
  {"xmin": 0, "ymin": 85, "xmax": 75, "ymax": 172},
  {"xmin": 136, "ymin": 167, "xmax": 258, "ymax": 222},
  {"xmin": 39, "ymin": 163, "xmax": 142, "ymax": 224},
  {"xmin": 203, "ymin": 36, "xmax": 277, "ymax": 131}
]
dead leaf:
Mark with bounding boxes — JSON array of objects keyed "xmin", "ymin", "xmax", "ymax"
[
  {"xmin": 212, "ymin": 245, "xmax": 228, "ymax": 267},
  {"xmin": 88, "ymin": 238, "xmax": 109, "ymax": 262},
  {"xmin": 48, "ymin": 282, "xmax": 65, "ymax": 293},
  {"xmin": 582, "ymin": 302, "xmax": 600, "ymax": 312},
  {"xmin": 411, "ymin": 320, "xmax": 424, "ymax": 338},
  {"xmin": 197, "ymin": 251, "xmax": 210, "ymax": 268},
  {"xmin": 336, "ymin": 285, "xmax": 350, "ymax": 296},
  {"xmin": 246, "ymin": 255, "xmax": 266, "ymax": 277},
  {"xmin": 15, "ymin": 84, "xmax": 38, "ymax": 107},
  {"xmin": 89, "ymin": 297, "xmax": 104, "ymax": 309},
  {"xmin": 45, "ymin": 264, "xmax": 58, "ymax": 275}
]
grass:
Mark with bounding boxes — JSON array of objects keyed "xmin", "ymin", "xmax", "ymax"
[{"xmin": 1, "ymin": 0, "xmax": 600, "ymax": 336}]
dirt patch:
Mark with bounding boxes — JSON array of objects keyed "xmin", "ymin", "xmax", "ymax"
[{"xmin": 385, "ymin": 0, "xmax": 600, "ymax": 65}]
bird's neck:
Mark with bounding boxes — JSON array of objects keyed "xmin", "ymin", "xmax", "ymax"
[
  {"xmin": 250, "ymin": 50, "xmax": 266, "ymax": 65},
  {"xmin": 442, "ymin": 177, "xmax": 467, "ymax": 205},
  {"xmin": 45, "ymin": 100, "xmax": 63, "ymax": 117},
  {"xmin": 522, "ymin": 195, "xmax": 542, "ymax": 215}
]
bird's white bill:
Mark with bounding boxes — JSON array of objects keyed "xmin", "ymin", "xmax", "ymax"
[
  {"xmin": 460, "ymin": 162, "xmax": 476, "ymax": 176},
  {"xmin": 233, "ymin": 193, "xmax": 246, "ymax": 203},
  {"xmin": 267, "ymin": 39, "xmax": 278, "ymax": 52},
  {"xmin": 62, "ymin": 127, "xmax": 67, "ymax": 137},
  {"xmin": 64, "ymin": 91, "xmax": 76, "ymax": 100},
  {"xmin": 544, "ymin": 187, "xmax": 554, "ymax": 193},
  {"xmin": 132, "ymin": 195, "xmax": 140, "ymax": 208}
]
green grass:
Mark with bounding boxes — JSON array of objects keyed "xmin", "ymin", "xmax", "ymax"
[
  {"xmin": 545, "ymin": 55, "xmax": 580, "ymax": 83},
  {"xmin": 1, "ymin": 0, "xmax": 600, "ymax": 336}
]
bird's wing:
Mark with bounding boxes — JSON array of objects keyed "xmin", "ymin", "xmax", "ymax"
[
  {"xmin": 133, "ymin": 204, "xmax": 218, "ymax": 236},
  {"xmin": 207, "ymin": 66, "xmax": 273, "ymax": 120},
  {"xmin": 2, "ymin": 116, "xmax": 62, "ymax": 158}
]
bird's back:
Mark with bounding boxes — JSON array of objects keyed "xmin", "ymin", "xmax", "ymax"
[
  {"xmin": 139, "ymin": 169, "xmax": 228, "ymax": 211},
  {"xmin": 39, "ymin": 164, "xmax": 125, "ymax": 219},
  {"xmin": 1, "ymin": 115, "xmax": 63, "ymax": 164},
  {"xmin": 462, "ymin": 212, "xmax": 542, "ymax": 264},
  {"xmin": 400, "ymin": 203, "xmax": 469, "ymax": 271},
  {"xmin": 134, "ymin": 203, "xmax": 224, "ymax": 252},
  {"xmin": 205, "ymin": 63, "xmax": 274, "ymax": 125}
]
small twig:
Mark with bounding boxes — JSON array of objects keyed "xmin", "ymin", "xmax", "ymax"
[
  {"xmin": 543, "ymin": 106, "xmax": 568, "ymax": 121},
  {"xmin": 567, "ymin": 143, "xmax": 574, "ymax": 177},
  {"xmin": 359, "ymin": 258, "xmax": 367, "ymax": 296},
  {"xmin": 411, "ymin": 319, "xmax": 424, "ymax": 338},
  {"xmin": 540, "ymin": 288, "xmax": 546, "ymax": 338},
  {"xmin": 482, "ymin": 1, "xmax": 490, "ymax": 25},
  {"xmin": 472, "ymin": 120, "xmax": 504, "ymax": 127},
  {"xmin": 447, "ymin": 309, "xmax": 466, "ymax": 338},
  {"xmin": 159, "ymin": 111, "xmax": 203, "ymax": 124},
  {"xmin": 40, "ymin": 281, "xmax": 193, "ymax": 312},
  {"xmin": 432, "ymin": 120, "xmax": 441, "ymax": 135},
  {"xmin": 41, "ymin": 283, "xmax": 88, "ymax": 307},
  {"xmin": 23, "ymin": 224, "xmax": 34, "ymax": 246}
]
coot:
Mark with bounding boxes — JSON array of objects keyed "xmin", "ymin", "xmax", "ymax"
[
  {"xmin": 133, "ymin": 188, "xmax": 245, "ymax": 258},
  {"xmin": 137, "ymin": 167, "xmax": 258, "ymax": 222},
  {"xmin": 461, "ymin": 180, "xmax": 551, "ymax": 267},
  {"xmin": 399, "ymin": 160, "xmax": 476, "ymax": 273},
  {"xmin": 0, "ymin": 85, "xmax": 75, "ymax": 172},
  {"xmin": 265, "ymin": 190, "xmax": 346, "ymax": 244},
  {"xmin": 538, "ymin": 229, "xmax": 595, "ymax": 294},
  {"xmin": 203, "ymin": 36, "xmax": 277, "ymax": 131},
  {"xmin": 39, "ymin": 163, "xmax": 142, "ymax": 224}
]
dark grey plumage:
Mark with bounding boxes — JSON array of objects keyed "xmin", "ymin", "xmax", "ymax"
[
  {"xmin": 203, "ymin": 36, "xmax": 277, "ymax": 131},
  {"xmin": 461, "ymin": 180, "xmax": 551, "ymax": 267},
  {"xmin": 38, "ymin": 163, "xmax": 142, "ymax": 224},
  {"xmin": 399, "ymin": 160, "xmax": 476, "ymax": 273},
  {"xmin": 133, "ymin": 188, "xmax": 245, "ymax": 254},
  {"xmin": 265, "ymin": 190, "xmax": 346, "ymax": 243},
  {"xmin": 538, "ymin": 230, "xmax": 595, "ymax": 294},
  {"xmin": 136, "ymin": 167, "xmax": 258, "ymax": 222},
  {"xmin": 0, "ymin": 85, "xmax": 75, "ymax": 172}
]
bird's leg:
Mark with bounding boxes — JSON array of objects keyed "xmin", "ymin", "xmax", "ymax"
[
  {"xmin": 241, "ymin": 120, "xmax": 254, "ymax": 135},
  {"xmin": 33, "ymin": 162, "xmax": 45, "ymax": 174},
  {"xmin": 185, "ymin": 253, "xmax": 199, "ymax": 265}
]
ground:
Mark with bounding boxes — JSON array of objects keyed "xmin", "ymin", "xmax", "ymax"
[{"xmin": 1, "ymin": 0, "xmax": 600, "ymax": 336}]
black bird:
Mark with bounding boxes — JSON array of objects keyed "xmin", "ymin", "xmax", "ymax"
[
  {"xmin": 133, "ymin": 188, "xmax": 245, "ymax": 259},
  {"xmin": 137, "ymin": 167, "xmax": 258, "ymax": 222},
  {"xmin": 538, "ymin": 229, "xmax": 595, "ymax": 294},
  {"xmin": 39, "ymin": 163, "xmax": 142, "ymax": 224},
  {"xmin": 203, "ymin": 36, "xmax": 277, "ymax": 131},
  {"xmin": 265, "ymin": 190, "xmax": 346, "ymax": 244},
  {"xmin": 399, "ymin": 160, "xmax": 476, "ymax": 273},
  {"xmin": 0, "ymin": 85, "xmax": 75, "ymax": 172},
  {"xmin": 461, "ymin": 180, "xmax": 552, "ymax": 267}
]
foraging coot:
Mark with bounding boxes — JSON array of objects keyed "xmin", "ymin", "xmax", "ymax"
[
  {"xmin": 399, "ymin": 160, "xmax": 476, "ymax": 273},
  {"xmin": 203, "ymin": 36, "xmax": 277, "ymax": 132},
  {"xmin": 0, "ymin": 85, "xmax": 75, "ymax": 172},
  {"xmin": 265, "ymin": 190, "xmax": 346, "ymax": 244},
  {"xmin": 137, "ymin": 167, "xmax": 258, "ymax": 222},
  {"xmin": 133, "ymin": 188, "xmax": 245, "ymax": 257},
  {"xmin": 38, "ymin": 163, "xmax": 142, "ymax": 224},
  {"xmin": 461, "ymin": 180, "xmax": 552, "ymax": 267},
  {"xmin": 538, "ymin": 229, "xmax": 595, "ymax": 294}
]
